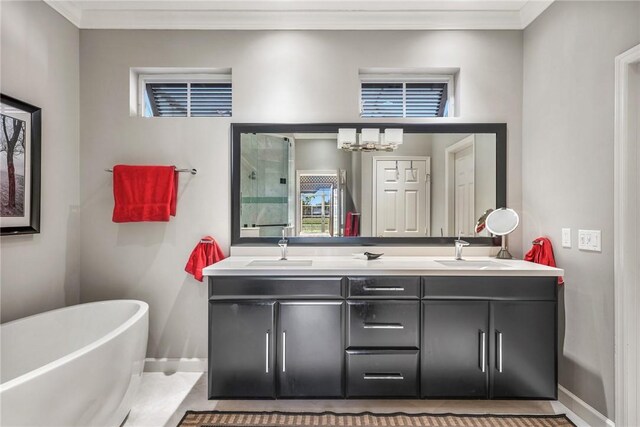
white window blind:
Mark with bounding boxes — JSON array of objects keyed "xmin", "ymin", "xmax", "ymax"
[
  {"xmin": 360, "ymin": 82, "xmax": 448, "ymax": 118},
  {"xmin": 143, "ymin": 80, "xmax": 232, "ymax": 117}
]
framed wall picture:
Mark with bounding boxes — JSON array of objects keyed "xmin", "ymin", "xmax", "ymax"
[{"xmin": 1, "ymin": 94, "xmax": 41, "ymax": 235}]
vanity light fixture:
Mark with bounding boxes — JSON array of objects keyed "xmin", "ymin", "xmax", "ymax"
[
  {"xmin": 337, "ymin": 128, "xmax": 357, "ymax": 150},
  {"xmin": 361, "ymin": 128, "xmax": 380, "ymax": 148},
  {"xmin": 337, "ymin": 128, "xmax": 404, "ymax": 152}
]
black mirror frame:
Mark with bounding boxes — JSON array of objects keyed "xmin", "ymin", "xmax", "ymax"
[{"xmin": 231, "ymin": 123, "xmax": 506, "ymax": 247}]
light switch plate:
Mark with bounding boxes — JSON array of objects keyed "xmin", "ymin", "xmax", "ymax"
[
  {"xmin": 562, "ymin": 228, "xmax": 571, "ymax": 248},
  {"xmin": 578, "ymin": 229, "xmax": 601, "ymax": 252}
]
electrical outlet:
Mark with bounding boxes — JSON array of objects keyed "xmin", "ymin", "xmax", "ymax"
[
  {"xmin": 562, "ymin": 228, "xmax": 571, "ymax": 248},
  {"xmin": 578, "ymin": 229, "xmax": 601, "ymax": 252}
]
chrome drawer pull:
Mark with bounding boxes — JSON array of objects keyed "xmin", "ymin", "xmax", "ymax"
[
  {"xmin": 363, "ymin": 323, "xmax": 404, "ymax": 329},
  {"xmin": 282, "ymin": 331, "xmax": 286, "ymax": 373},
  {"xmin": 496, "ymin": 331, "xmax": 503, "ymax": 373},
  {"xmin": 265, "ymin": 331, "xmax": 269, "ymax": 373},
  {"xmin": 480, "ymin": 330, "xmax": 486, "ymax": 373},
  {"xmin": 362, "ymin": 286, "xmax": 405, "ymax": 292},
  {"xmin": 363, "ymin": 373, "xmax": 404, "ymax": 380}
]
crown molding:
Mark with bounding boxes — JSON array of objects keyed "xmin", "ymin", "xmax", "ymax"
[
  {"xmin": 43, "ymin": 0, "xmax": 81, "ymax": 27},
  {"xmin": 43, "ymin": 1, "xmax": 555, "ymax": 31},
  {"xmin": 519, "ymin": 0, "xmax": 554, "ymax": 28}
]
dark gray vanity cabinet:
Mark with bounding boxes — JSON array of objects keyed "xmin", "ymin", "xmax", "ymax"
[
  {"xmin": 490, "ymin": 301, "xmax": 556, "ymax": 399},
  {"xmin": 345, "ymin": 277, "xmax": 421, "ymax": 397},
  {"xmin": 421, "ymin": 277, "xmax": 557, "ymax": 400},
  {"xmin": 277, "ymin": 301, "xmax": 344, "ymax": 397},
  {"xmin": 422, "ymin": 301, "xmax": 489, "ymax": 398},
  {"xmin": 208, "ymin": 277, "xmax": 344, "ymax": 399},
  {"xmin": 208, "ymin": 275, "xmax": 558, "ymax": 400},
  {"xmin": 208, "ymin": 301, "xmax": 276, "ymax": 398}
]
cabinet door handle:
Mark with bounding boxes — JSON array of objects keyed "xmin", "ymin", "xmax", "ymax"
[
  {"xmin": 363, "ymin": 323, "xmax": 404, "ymax": 329},
  {"xmin": 363, "ymin": 286, "xmax": 405, "ymax": 291},
  {"xmin": 282, "ymin": 331, "xmax": 286, "ymax": 373},
  {"xmin": 496, "ymin": 331, "xmax": 503, "ymax": 373},
  {"xmin": 480, "ymin": 330, "xmax": 486, "ymax": 373},
  {"xmin": 265, "ymin": 331, "xmax": 269, "ymax": 374},
  {"xmin": 363, "ymin": 373, "xmax": 404, "ymax": 380}
]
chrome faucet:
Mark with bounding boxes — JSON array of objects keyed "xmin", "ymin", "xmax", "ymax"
[
  {"xmin": 454, "ymin": 231, "xmax": 470, "ymax": 260},
  {"xmin": 278, "ymin": 228, "xmax": 288, "ymax": 261}
]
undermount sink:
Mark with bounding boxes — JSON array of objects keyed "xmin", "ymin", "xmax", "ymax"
[
  {"xmin": 435, "ymin": 260, "xmax": 507, "ymax": 269},
  {"xmin": 247, "ymin": 259, "xmax": 313, "ymax": 267}
]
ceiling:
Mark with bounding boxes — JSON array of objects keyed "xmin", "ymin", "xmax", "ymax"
[{"xmin": 44, "ymin": 0, "xmax": 554, "ymax": 30}]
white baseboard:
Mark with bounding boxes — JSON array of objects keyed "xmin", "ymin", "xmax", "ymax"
[
  {"xmin": 144, "ymin": 357, "xmax": 207, "ymax": 373},
  {"xmin": 558, "ymin": 385, "xmax": 615, "ymax": 427}
]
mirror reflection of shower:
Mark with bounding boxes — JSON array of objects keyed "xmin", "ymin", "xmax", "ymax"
[{"xmin": 239, "ymin": 133, "xmax": 293, "ymax": 237}]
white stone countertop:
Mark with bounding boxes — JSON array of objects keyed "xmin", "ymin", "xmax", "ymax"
[{"xmin": 203, "ymin": 256, "xmax": 564, "ymax": 277}]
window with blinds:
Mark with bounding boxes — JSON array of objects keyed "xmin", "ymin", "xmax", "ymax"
[
  {"xmin": 143, "ymin": 79, "xmax": 232, "ymax": 117},
  {"xmin": 360, "ymin": 81, "xmax": 449, "ymax": 118}
]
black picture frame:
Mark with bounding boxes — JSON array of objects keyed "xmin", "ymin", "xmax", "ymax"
[
  {"xmin": 231, "ymin": 123, "xmax": 507, "ymax": 247},
  {"xmin": 1, "ymin": 94, "xmax": 42, "ymax": 235}
]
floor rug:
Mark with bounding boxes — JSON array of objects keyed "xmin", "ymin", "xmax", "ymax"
[{"xmin": 177, "ymin": 410, "xmax": 577, "ymax": 427}]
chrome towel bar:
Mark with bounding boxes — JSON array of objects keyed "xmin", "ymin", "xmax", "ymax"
[{"xmin": 105, "ymin": 167, "xmax": 197, "ymax": 175}]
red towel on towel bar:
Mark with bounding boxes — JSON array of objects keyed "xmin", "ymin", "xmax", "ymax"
[
  {"xmin": 352, "ymin": 214, "xmax": 360, "ymax": 237},
  {"xmin": 525, "ymin": 237, "xmax": 564, "ymax": 285},
  {"xmin": 345, "ymin": 212, "xmax": 361, "ymax": 237},
  {"xmin": 112, "ymin": 165, "xmax": 178, "ymax": 222},
  {"xmin": 185, "ymin": 236, "xmax": 226, "ymax": 282},
  {"xmin": 345, "ymin": 212, "xmax": 354, "ymax": 236}
]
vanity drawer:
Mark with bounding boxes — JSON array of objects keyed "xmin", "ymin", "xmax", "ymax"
[
  {"xmin": 347, "ymin": 301, "xmax": 419, "ymax": 348},
  {"xmin": 209, "ymin": 277, "xmax": 344, "ymax": 299},
  {"xmin": 346, "ymin": 350, "xmax": 419, "ymax": 397},
  {"xmin": 347, "ymin": 277, "xmax": 420, "ymax": 299},
  {"xmin": 422, "ymin": 276, "xmax": 557, "ymax": 301}
]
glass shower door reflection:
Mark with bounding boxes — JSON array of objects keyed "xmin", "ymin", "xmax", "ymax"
[{"xmin": 240, "ymin": 134, "xmax": 291, "ymax": 237}]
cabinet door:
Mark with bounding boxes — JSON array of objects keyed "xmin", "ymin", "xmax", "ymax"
[
  {"xmin": 208, "ymin": 301, "xmax": 275, "ymax": 398},
  {"xmin": 277, "ymin": 301, "xmax": 344, "ymax": 397},
  {"xmin": 491, "ymin": 301, "xmax": 556, "ymax": 399},
  {"xmin": 422, "ymin": 301, "xmax": 489, "ymax": 397}
]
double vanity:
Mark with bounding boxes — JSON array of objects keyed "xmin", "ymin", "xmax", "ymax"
[
  {"xmin": 204, "ymin": 256, "xmax": 563, "ymax": 400},
  {"xmin": 209, "ymin": 122, "xmax": 562, "ymax": 400}
]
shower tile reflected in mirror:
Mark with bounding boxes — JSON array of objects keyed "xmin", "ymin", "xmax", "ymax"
[
  {"xmin": 239, "ymin": 131, "xmax": 497, "ymax": 239},
  {"xmin": 240, "ymin": 134, "xmax": 292, "ymax": 237}
]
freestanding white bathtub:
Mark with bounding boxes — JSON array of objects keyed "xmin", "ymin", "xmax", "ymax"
[{"xmin": 0, "ymin": 300, "xmax": 149, "ymax": 427}]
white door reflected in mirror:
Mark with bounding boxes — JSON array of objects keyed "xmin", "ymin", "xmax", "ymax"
[{"xmin": 485, "ymin": 208, "xmax": 519, "ymax": 259}]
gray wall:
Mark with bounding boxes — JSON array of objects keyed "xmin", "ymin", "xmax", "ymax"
[
  {"xmin": 0, "ymin": 1, "xmax": 80, "ymax": 322},
  {"xmin": 522, "ymin": 1, "xmax": 640, "ymax": 418},
  {"xmin": 295, "ymin": 139, "xmax": 352, "ymax": 172},
  {"xmin": 79, "ymin": 29, "xmax": 524, "ymax": 358}
]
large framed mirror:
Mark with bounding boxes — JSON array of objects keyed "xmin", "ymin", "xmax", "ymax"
[{"xmin": 231, "ymin": 123, "xmax": 506, "ymax": 246}]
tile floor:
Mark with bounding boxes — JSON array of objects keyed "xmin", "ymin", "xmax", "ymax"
[{"xmin": 123, "ymin": 372, "xmax": 590, "ymax": 427}]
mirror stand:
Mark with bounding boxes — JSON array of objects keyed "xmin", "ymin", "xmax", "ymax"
[{"xmin": 496, "ymin": 237, "xmax": 513, "ymax": 259}]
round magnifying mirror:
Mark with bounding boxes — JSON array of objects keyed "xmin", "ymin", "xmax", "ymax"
[
  {"xmin": 485, "ymin": 208, "xmax": 519, "ymax": 236},
  {"xmin": 485, "ymin": 208, "xmax": 519, "ymax": 259}
]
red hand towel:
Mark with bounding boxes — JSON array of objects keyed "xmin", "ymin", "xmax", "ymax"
[
  {"xmin": 185, "ymin": 236, "xmax": 226, "ymax": 282},
  {"xmin": 112, "ymin": 165, "xmax": 178, "ymax": 222},
  {"xmin": 352, "ymin": 214, "xmax": 360, "ymax": 237},
  {"xmin": 345, "ymin": 212, "xmax": 353, "ymax": 237},
  {"xmin": 525, "ymin": 237, "xmax": 564, "ymax": 285}
]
